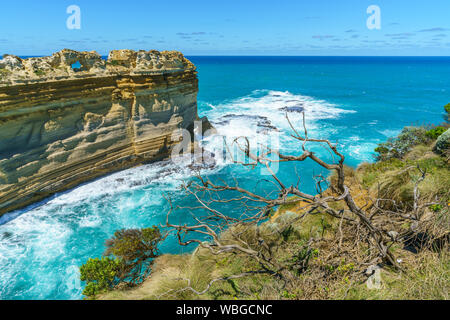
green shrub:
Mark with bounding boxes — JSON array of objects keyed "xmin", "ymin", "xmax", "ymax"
[
  {"xmin": 375, "ymin": 127, "xmax": 428, "ymax": 161},
  {"xmin": 105, "ymin": 227, "xmax": 162, "ymax": 283},
  {"xmin": 445, "ymin": 103, "xmax": 450, "ymax": 113},
  {"xmin": 444, "ymin": 103, "xmax": 450, "ymax": 122},
  {"xmin": 374, "ymin": 146, "xmax": 389, "ymax": 155},
  {"xmin": 426, "ymin": 127, "xmax": 446, "ymax": 140},
  {"xmin": 80, "ymin": 226, "xmax": 162, "ymax": 298},
  {"xmin": 429, "ymin": 204, "xmax": 443, "ymax": 212},
  {"xmin": 79, "ymin": 257, "xmax": 123, "ymax": 297}
]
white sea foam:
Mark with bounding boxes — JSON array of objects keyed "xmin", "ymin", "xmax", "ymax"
[
  {"xmin": 202, "ymin": 90, "xmax": 356, "ymax": 160},
  {"xmin": 346, "ymin": 142, "xmax": 378, "ymax": 162},
  {"xmin": 207, "ymin": 90, "xmax": 355, "ymax": 125}
]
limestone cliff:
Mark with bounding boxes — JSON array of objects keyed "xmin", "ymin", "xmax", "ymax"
[{"xmin": 0, "ymin": 49, "xmax": 201, "ymax": 215}]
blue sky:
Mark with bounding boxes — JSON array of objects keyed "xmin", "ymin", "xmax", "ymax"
[{"xmin": 1, "ymin": 0, "xmax": 450, "ymax": 56}]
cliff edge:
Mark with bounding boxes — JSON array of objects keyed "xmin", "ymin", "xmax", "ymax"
[{"xmin": 0, "ymin": 49, "xmax": 200, "ymax": 215}]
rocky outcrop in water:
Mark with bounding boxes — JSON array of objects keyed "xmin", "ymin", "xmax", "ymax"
[{"xmin": 0, "ymin": 49, "xmax": 202, "ymax": 215}]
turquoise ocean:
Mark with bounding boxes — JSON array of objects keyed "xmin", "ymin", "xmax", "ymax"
[{"xmin": 0, "ymin": 56, "xmax": 449, "ymax": 299}]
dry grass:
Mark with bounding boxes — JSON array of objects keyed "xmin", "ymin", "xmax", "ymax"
[
  {"xmin": 99, "ymin": 208, "xmax": 449, "ymax": 300},
  {"xmin": 357, "ymin": 145, "xmax": 450, "ymax": 205},
  {"xmin": 333, "ymin": 250, "xmax": 449, "ymax": 300}
]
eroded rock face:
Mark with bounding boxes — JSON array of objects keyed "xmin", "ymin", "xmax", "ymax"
[{"xmin": 0, "ymin": 49, "xmax": 199, "ymax": 215}]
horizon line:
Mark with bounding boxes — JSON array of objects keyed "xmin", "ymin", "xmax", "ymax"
[{"xmin": 8, "ymin": 54, "xmax": 450, "ymax": 58}]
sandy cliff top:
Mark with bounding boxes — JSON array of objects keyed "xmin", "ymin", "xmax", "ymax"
[{"xmin": 0, "ymin": 49, "xmax": 196, "ymax": 86}]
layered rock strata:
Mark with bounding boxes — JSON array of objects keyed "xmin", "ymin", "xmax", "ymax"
[{"xmin": 0, "ymin": 49, "xmax": 202, "ymax": 215}]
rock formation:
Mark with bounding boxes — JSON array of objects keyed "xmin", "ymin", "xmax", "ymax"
[{"xmin": 0, "ymin": 49, "xmax": 204, "ymax": 215}]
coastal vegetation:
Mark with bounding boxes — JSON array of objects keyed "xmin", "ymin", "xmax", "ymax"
[
  {"xmin": 445, "ymin": 103, "xmax": 450, "ymax": 122},
  {"xmin": 80, "ymin": 227, "xmax": 162, "ymax": 297},
  {"xmin": 82, "ymin": 104, "xmax": 450, "ymax": 300}
]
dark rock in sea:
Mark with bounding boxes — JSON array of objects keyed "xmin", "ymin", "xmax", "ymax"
[
  {"xmin": 189, "ymin": 149, "xmax": 216, "ymax": 170},
  {"xmin": 200, "ymin": 116, "xmax": 216, "ymax": 134},
  {"xmin": 256, "ymin": 118, "xmax": 279, "ymax": 133},
  {"xmin": 222, "ymin": 114, "xmax": 263, "ymax": 120},
  {"xmin": 187, "ymin": 116, "xmax": 216, "ymax": 136},
  {"xmin": 279, "ymin": 105, "xmax": 304, "ymax": 113},
  {"xmin": 1, "ymin": 231, "xmax": 13, "ymax": 240},
  {"xmin": 129, "ymin": 181, "xmax": 145, "ymax": 187},
  {"xmin": 217, "ymin": 114, "xmax": 279, "ymax": 133}
]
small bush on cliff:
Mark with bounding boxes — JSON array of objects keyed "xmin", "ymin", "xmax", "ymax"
[
  {"xmin": 375, "ymin": 126, "xmax": 428, "ymax": 161},
  {"xmin": 80, "ymin": 226, "xmax": 162, "ymax": 298},
  {"xmin": 80, "ymin": 257, "xmax": 123, "ymax": 297},
  {"xmin": 425, "ymin": 126, "xmax": 447, "ymax": 140},
  {"xmin": 105, "ymin": 227, "xmax": 162, "ymax": 283},
  {"xmin": 444, "ymin": 103, "xmax": 450, "ymax": 123}
]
